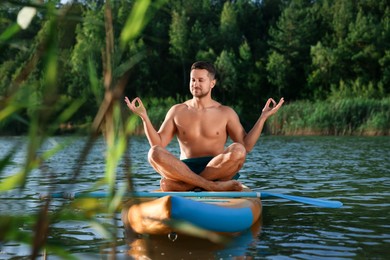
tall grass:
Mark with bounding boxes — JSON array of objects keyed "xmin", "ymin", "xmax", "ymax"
[
  {"xmin": 0, "ymin": 0, "xmax": 159, "ymax": 258},
  {"xmin": 267, "ymin": 98, "xmax": 390, "ymax": 136}
]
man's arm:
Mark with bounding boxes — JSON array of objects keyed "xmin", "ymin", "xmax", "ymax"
[
  {"xmin": 245, "ymin": 98, "xmax": 284, "ymax": 152},
  {"xmin": 227, "ymin": 98, "xmax": 284, "ymax": 153},
  {"xmin": 125, "ymin": 97, "xmax": 175, "ymax": 147}
]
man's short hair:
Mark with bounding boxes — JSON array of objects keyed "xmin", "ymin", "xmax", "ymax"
[{"xmin": 191, "ymin": 61, "xmax": 216, "ymax": 79}]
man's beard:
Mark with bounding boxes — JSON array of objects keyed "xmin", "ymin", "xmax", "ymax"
[{"xmin": 192, "ymin": 87, "xmax": 210, "ymax": 98}]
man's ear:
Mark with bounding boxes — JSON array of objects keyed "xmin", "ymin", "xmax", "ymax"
[{"xmin": 211, "ymin": 79, "xmax": 216, "ymax": 88}]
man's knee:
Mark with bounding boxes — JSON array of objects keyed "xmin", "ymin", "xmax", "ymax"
[
  {"xmin": 148, "ymin": 145, "xmax": 164, "ymax": 164},
  {"xmin": 229, "ymin": 143, "xmax": 246, "ymax": 162}
]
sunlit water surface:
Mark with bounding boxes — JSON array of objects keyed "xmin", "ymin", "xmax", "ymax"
[{"xmin": 0, "ymin": 136, "xmax": 389, "ymax": 259}]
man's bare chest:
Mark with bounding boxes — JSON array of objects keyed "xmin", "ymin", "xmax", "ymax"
[{"xmin": 174, "ymin": 110, "xmax": 227, "ymax": 138}]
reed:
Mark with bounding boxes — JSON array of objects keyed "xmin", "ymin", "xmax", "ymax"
[
  {"xmin": 267, "ymin": 98, "xmax": 390, "ymax": 136},
  {"xmin": 0, "ymin": 1, "xmax": 160, "ymax": 258}
]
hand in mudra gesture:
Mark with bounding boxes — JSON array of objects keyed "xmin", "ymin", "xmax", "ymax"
[
  {"xmin": 124, "ymin": 97, "xmax": 147, "ymax": 119},
  {"xmin": 261, "ymin": 97, "xmax": 284, "ymax": 119}
]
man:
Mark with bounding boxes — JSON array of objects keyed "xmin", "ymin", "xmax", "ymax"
[{"xmin": 125, "ymin": 61, "xmax": 284, "ymax": 191}]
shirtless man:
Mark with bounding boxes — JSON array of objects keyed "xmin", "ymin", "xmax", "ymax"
[{"xmin": 125, "ymin": 61, "xmax": 284, "ymax": 191}]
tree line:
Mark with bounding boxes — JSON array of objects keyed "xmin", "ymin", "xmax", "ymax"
[{"xmin": 0, "ymin": 0, "xmax": 389, "ymax": 133}]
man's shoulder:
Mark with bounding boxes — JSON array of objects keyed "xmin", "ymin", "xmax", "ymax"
[
  {"xmin": 166, "ymin": 102, "xmax": 188, "ymax": 114},
  {"xmin": 171, "ymin": 102, "xmax": 189, "ymax": 110},
  {"xmin": 217, "ymin": 104, "xmax": 235, "ymax": 112},
  {"xmin": 217, "ymin": 105, "xmax": 239, "ymax": 120}
]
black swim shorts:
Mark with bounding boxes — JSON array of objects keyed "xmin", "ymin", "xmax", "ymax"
[{"xmin": 181, "ymin": 156, "xmax": 240, "ymax": 180}]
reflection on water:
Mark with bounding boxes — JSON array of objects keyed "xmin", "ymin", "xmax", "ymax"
[
  {"xmin": 0, "ymin": 136, "xmax": 389, "ymax": 259},
  {"xmin": 125, "ymin": 218, "xmax": 262, "ymax": 259}
]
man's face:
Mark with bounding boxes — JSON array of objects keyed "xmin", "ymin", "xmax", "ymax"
[{"xmin": 189, "ymin": 69, "xmax": 216, "ymax": 98}]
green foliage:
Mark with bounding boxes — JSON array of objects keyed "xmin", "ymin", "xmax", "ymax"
[
  {"xmin": 360, "ymin": 110, "xmax": 390, "ymax": 134},
  {"xmin": 120, "ymin": 0, "xmax": 152, "ymax": 47},
  {"xmin": 220, "ymin": 1, "xmax": 239, "ymax": 48},
  {"xmin": 379, "ymin": 49, "xmax": 390, "ymax": 91},
  {"xmin": 308, "ymin": 42, "xmax": 337, "ymax": 98},
  {"xmin": 329, "ymin": 79, "xmax": 385, "ymax": 100},
  {"xmin": 239, "ymin": 41, "xmax": 251, "ymax": 61},
  {"xmin": 69, "ymin": 6, "xmax": 104, "ymax": 105},
  {"xmin": 331, "ymin": 0, "xmax": 354, "ymax": 41},
  {"xmin": 215, "ymin": 49, "xmax": 238, "ymax": 99},
  {"xmin": 268, "ymin": 98, "xmax": 390, "ymax": 135},
  {"xmin": 142, "ymin": 96, "xmax": 179, "ymax": 127},
  {"xmin": 0, "ymin": 0, "xmax": 164, "ymax": 258},
  {"xmin": 0, "ymin": 0, "xmax": 389, "ymax": 133},
  {"xmin": 267, "ymin": 0, "xmax": 319, "ymax": 99},
  {"xmin": 266, "ymin": 51, "xmax": 289, "ymax": 97},
  {"xmin": 307, "ymin": 0, "xmax": 389, "ymax": 100},
  {"xmin": 169, "ymin": 9, "xmax": 189, "ymax": 59}
]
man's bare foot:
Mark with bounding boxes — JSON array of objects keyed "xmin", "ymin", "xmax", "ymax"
[
  {"xmin": 160, "ymin": 178, "xmax": 243, "ymax": 192},
  {"xmin": 160, "ymin": 178, "xmax": 195, "ymax": 191},
  {"xmin": 210, "ymin": 180, "xmax": 243, "ymax": 191}
]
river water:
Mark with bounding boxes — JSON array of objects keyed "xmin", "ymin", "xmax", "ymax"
[{"xmin": 0, "ymin": 136, "xmax": 389, "ymax": 259}]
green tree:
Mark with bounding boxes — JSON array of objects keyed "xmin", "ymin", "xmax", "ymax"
[
  {"xmin": 345, "ymin": 10, "xmax": 381, "ymax": 83},
  {"xmin": 169, "ymin": 9, "xmax": 189, "ymax": 89},
  {"xmin": 308, "ymin": 42, "xmax": 337, "ymax": 98},
  {"xmin": 266, "ymin": 51, "xmax": 289, "ymax": 97},
  {"xmin": 219, "ymin": 1, "xmax": 240, "ymax": 49},
  {"xmin": 378, "ymin": 6, "xmax": 390, "ymax": 93},
  {"xmin": 331, "ymin": 0, "xmax": 355, "ymax": 42},
  {"xmin": 379, "ymin": 50, "xmax": 390, "ymax": 93},
  {"xmin": 267, "ymin": 0, "xmax": 318, "ymax": 99},
  {"xmin": 70, "ymin": 6, "xmax": 105, "ymax": 87},
  {"xmin": 215, "ymin": 49, "xmax": 238, "ymax": 103},
  {"xmin": 326, "ymin": 2, "xmax": 388, "ymax": 98}
]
